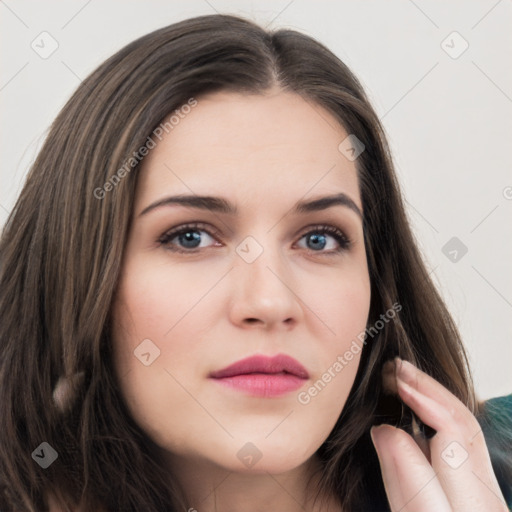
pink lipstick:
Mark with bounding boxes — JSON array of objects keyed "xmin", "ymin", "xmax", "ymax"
[{"xmin": 209, "ymin": 354, "xmax": 309, "ymax": 398}]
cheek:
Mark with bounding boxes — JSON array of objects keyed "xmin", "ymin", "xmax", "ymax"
[
  {"xmin": 111, "ymin": 255, "xmax": 225, "ymax": 387},
  {"xmin": 111, "ymin": 260, "xmax": 182, "ymax": 392},
  {"xmin": 110, "ymin": 260, "xmax": 214, "ymax": 450},
  {"xmin": 301, "ymin": 267, "xmax": 370, "ymax": 391},
  {"xmin": 299, "ymin": 260, "xmax": 371, "ymax": 344},
  {"xmin": 110, "ymin": 248, "xmax": 372, "ymax": 468},
  {"xmin": 113, "ymin": 251, "xmax": 371, "ymax": 387},
  {"xmin": 113, "ymin": 258, "xmax": 212, "ymax": 345}
]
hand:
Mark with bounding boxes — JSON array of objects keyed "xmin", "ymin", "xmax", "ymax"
[{"xmin": 370, "ymin": 358, "xmax": 508, "ymax": 512}]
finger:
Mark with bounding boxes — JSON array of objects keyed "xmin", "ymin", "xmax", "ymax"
[
  {"xmin": 394, "ymin": 358, "xmax": 484, "ymax": 440},
  {"xmin": 382, "ymin": 358, "xmax": 471, "ymax": 437},
  {"xmin": 371, "ymin": 424, "xmax": 451, "ymax": 512},
  {"xmin": 395, "ymin": 377, "xmax": 457, "ymax": 434},
  {"xmin": 395, "ymin": 375, "xmax": 508, "ymax": 511},
  {"xmin": 395, "ymin": 358, "xmax": 472, "ymax": 422},
  {"xmin": 381, "ymin": 360, "xmax": 432, "ymax": 460}
]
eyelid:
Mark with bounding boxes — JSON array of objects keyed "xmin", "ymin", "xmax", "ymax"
[
  {"xmin": 158, "ymin": 221, "xmax": 222, "ymax": 248},
  {"xmin": 295, "ymin": 223, "xmax": 351, "ymax": 252},
  {"xmin": 158, "ymin": 221, "xmax": 352, "ymax": 254}
]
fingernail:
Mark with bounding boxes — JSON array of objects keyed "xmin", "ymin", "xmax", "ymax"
[
  {"xmin": 370, "ymin": 424, "xmax": 396, "ymax": 448},
  {"xmin": 370, "ymin": 425, "xmax": 383, "ymax": 445},
  {"xmin": 396, "ymin": 358, "xmax": 417, "ymax": 386}
]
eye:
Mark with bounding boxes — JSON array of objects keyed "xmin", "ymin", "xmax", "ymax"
[
  {"xmin": 295, "ymin": 225, "xmax": 351, "ymax": 254},
  {"xmin": 159, "ymin": 222, "xmax": 351, "ymax": 255},
  {"xmin": 159, "ymin": 222, "xmax": 222, "ymax": 253}
]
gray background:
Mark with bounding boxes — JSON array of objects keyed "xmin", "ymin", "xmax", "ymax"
[{"xmin": 1, "ymin": 0, "xmax": 511, "ymax": 399}]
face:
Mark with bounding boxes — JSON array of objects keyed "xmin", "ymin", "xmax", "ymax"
[{"xmin": 111, "ymin": 88, "xmax": 371, "ymax": 476}]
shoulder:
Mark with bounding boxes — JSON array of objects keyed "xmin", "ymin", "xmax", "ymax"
[
  {"xmin": 478, "ymin": 393, "xmax": 512, "ymax": 509},
  {"xmin": 482, "ymin": 393, "xmax": 512, "ymax": 422}
]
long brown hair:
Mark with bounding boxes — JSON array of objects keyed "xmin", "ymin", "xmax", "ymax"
[{"xmin": 0, "ymin": 13, "xmax": 508, "ymax": 511}]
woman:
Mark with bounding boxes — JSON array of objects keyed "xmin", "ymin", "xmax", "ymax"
[{"xmin": 0, "ymin": 13, "xmax": 510, "ymax": 512}]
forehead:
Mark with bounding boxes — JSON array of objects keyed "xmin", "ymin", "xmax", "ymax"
[{"xmin": 136, "ymin": 89, "xmax": 362, "ymax": 213}]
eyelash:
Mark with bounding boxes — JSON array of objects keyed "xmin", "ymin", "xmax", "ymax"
[{"xmin": 158, "ymin": 222, "xmax": 352, "ymax": 256}]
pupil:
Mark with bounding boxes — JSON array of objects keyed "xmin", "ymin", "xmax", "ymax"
[
  {"xmin": 179, "ymin": 231, "xmax": 201, "ymax": 248},
  {"xmin": 308, "ymin": 233, "xmax": 326, "ymax": 250}
]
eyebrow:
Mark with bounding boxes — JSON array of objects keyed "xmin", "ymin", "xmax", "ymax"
[{"xmin": 138, "ymin": 192, "xmax": 363, "ymax": 219}]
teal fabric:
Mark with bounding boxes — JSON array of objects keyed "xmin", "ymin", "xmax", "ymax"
[{"xmin": 479, "ymin": 394, "xmax": 512, "ymax": 510}]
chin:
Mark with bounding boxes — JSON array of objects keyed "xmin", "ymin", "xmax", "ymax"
[
  {"xmin": 226, "ymin": 454, "xmax": 310, "ymax": 475},
  {"xmin": 220, "ymin": 438, "xmax": 317, "ymax": 475}
]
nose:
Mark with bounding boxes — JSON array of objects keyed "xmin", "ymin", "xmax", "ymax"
[{"xmin": 228, "ymin": 241, "xmax": 304, "ymax": 330}]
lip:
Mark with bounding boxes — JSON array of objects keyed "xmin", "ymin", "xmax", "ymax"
[{"xmin": 209, "ymin": 354, "xmax": 309, "ymax": 398}]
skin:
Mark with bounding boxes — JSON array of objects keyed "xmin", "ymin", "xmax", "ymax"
[
  {"xmin": 374, "ymin": 358, "xmax": 508, "ymax": 511},
  {"xmin": 111, "ymin": 88, "xmax": 370, "ymax": 512},
  {"xmin": 109, "ymin": 89, "xmax": 507, "ymax": 512}
]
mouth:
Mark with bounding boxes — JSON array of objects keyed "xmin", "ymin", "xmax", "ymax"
[{"xmin": 208, "ymin": 353, "xmax": 309, "ymax": 398}]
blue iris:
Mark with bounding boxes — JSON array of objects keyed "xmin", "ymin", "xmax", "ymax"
[
  {"xmin": 178, "ymin": 231, "xmax": 202, "ymax": 248},
  {"xmin": 306, "ymin": 233, "xmax": 327, "ymax": 250}
]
